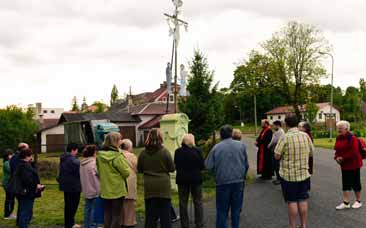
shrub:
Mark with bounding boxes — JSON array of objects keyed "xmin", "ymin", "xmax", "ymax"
[{"xmin": 37, "ymin": 160, "xmax": 59, "ymax": 180}]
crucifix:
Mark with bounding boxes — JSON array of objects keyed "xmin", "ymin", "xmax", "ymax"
[{"xmin": 164, "ymin": 0, "xmax": 188, "ymax": 113}]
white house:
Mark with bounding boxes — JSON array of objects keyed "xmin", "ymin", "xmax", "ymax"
[
  {"xmin": 266, "ymin": 102, "xmax": 340, "ymax": 124},
  {"xmin": 30, "ymin": 102, "xmax": 64, "ymax": 120}
]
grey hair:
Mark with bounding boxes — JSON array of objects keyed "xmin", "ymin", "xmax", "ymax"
[
  {"xmin": 121, "ymin": 139, "xmax": 133, "ymax": 151},
  {"xmin": 336, "ymin": 121, "xmax": 350, "ymax": 131}
]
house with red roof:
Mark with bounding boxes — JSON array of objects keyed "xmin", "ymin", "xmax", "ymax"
[{"xmin": 265, "ymin": 102, "xmax": 340, "ymax": 124}]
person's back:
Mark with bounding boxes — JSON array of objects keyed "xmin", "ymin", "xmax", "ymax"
[
  {"xmin": 206, "ymin": 138, "xmax": 249, "ymax": 185},
  {"xmin": 205, "ymin": 125, "xmax": 249, "ymax": 228},
  {"xmin": 80, "ymin": 157, "xmax": 99, "ymax": 199},
  {"xmin": 138, "ymin": 146, "xmax": 175, "ymax": 199},
  {"xmin": 59, "ymin": 152, "xmax": 81, "ymax": 192},
  {"xmin": 175, "ymin": 144, "xmax": 204, "ymax": 186}
]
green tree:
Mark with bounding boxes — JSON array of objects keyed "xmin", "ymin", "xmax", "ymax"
[
  {"xmin": 92, "ymin": 101, "xmax": 108, "ymax": 113},
  {"xmin": 359, "ymin": 78, "xmax": 366, "ymax": 102},
  {"xmin": 179, "ymin": 50, "xmax": 224, "ymax": 141},
  {"xmin": 0, "ymin": 106, "xmax": 39, "ymax": 152},
  {"xmin": 304, "ymin": 101, "xmax": 319, "ymax": 123},
  {"xmin": 71, "ymin": 96, "xmax": 80, "ymax": 112},
  {"xmin": 262, "ymin": 21, "xmax": 329, "ymax": 120},
  {"xmin": 110, "ymin": 84, "xmax": 119, "ymax": 106},
  {"xmin": 81, "ymin": 97, "xmax": 88, "ymax": 112},
  {"xmin": 342, "ymin": 87, "xmax": 361, "ymax": 122}
]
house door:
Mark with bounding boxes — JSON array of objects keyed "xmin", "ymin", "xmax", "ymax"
[{"xmin": 119, "ymin": 126, "xmax": 136, "ymax": 146}]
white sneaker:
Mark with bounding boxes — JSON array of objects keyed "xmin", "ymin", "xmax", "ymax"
[
  {"xmin": 352, "ymin": 201, "xmax": 363, "ymax": 209},
  {"xmin": 336, "ymin": 202, "xmax": 351, "ymax": 210}
]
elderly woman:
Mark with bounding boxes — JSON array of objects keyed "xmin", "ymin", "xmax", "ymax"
[
  {"xmin": 137, "ymin": 128, "xmax": 175, "ymax": 228},
  {"xmin": 120, "ymin": 139, "xmax": 138, "ymax": 228},
  {"xmin": 96, "ymin": 132, "xmax": 130, "ymax": 228},
  {"xmin": 334, "ymin": 121, "xmax": 363, "ymax": 210},
  {"xmin": 174, "ymin": 134, "xmax": 204, "ymax": 228}
]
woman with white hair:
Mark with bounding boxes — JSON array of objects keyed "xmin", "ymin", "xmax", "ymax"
[
  {"xmin": 174, "ymin": 133, "xmax": 204, "ymax": 228},
  {"xmin": 334, "ymin": 121, "xmax": 363, "ymax": 210},
  {"xmin": 120, "ymin": 139, "xmax": 137, "ymax": 228}
]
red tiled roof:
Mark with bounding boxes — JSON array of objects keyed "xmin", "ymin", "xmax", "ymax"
[
  {"xmin": 38, "ymin": 119, "xmax": 59, "ymax": 131},
  {"xmin": 139, "ymin": 115, "xmax": 162, "ymax": 129},
  {"xmin": 266, "ymin": 102, "xmax": 337, "ymax": 115}
]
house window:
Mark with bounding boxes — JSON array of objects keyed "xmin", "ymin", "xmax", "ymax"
[
  {"xmin": 319, "ymin": 112, "xmax": 323, "ymax": 119},
  {"xmin": 43, "ymin": 110, "xmax": 48, "ymax": 114},
  {"xmin": 51, "ymin": 110, "xmax": 55, "ymax": 114},
  {"xmin": 169, "ymin": 94, "xmax": 174, "ymax": 102},
  {"xmin": 278, "ymin": 116, "xmax": 281, "ymax": 120},
  {"xmin": 270, "ymin": 116, "xmax": 273, "ymax": 120},
  {"xmin": 162, "ymin": 97, "xmax": 167, "ymax": 102}
]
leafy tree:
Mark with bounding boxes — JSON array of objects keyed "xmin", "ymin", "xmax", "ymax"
[
  {"xmin": 110, "ymin": 84, "xmax": 119, "ymax": 106},
  {"xmin": 92, "ymin": 101, "xmax": 108, "ymax": 113},
  {"xmin": 81, "ymin": 97, "xmax": 88, "ymax": 112},
  {"xmin": 179, "ymin": 50, "xmax": 224, "ymax": 141},
  {"xmin": 262, "ymin": 21, "xmax": 330, "ymax": 120},
  {"xmin": 71, "ymin": 96, "xmax": 80, "ymax": 112},
  {"xmin": 304, "ymin": 101, "xmax": 319, "ymax": 123},
  {"xmin": 342, "ymin": 87, "xmax": 361, "ymax": 122},
  {"xmin": 0, "ymin": 106, "xmax": 39, "ymax": 152},
  {"xmin": 359, "ymin": 78, "xmax": 366, "ymax": 102}
]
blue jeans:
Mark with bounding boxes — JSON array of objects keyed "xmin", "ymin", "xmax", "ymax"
[
  {"xmin": 84, "ymin": 198, "xmax": 98, "ymax": 228},
  {"xmin": 17, "ymin": 198, "xmax": 35, "ymax": 228},
  {"xmin": 216, "ymin": 182, "xmax": 244, "ymax": 228}
]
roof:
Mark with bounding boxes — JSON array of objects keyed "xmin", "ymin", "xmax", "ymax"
[
  {"xmin": 58, "ymin": 112, "xmax": 141, "ymax": 124},
  {"xmin": 266, "ymin": 103, "xmax": 339, "ymax": 115},
  {"xmin": 124, "ymin": 102, "xmax": 177, "ymax": 115},
  {"xmin": 37, "ymin": 119, "xmax": 59, "ymax": 132},
  {"xmin": 139, "ymin": 115, "xmax": 162, "ymax": 129}
]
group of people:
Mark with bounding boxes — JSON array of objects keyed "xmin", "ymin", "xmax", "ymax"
[{"xmin": 2, "ymin": 114, "xmax": 365, "ymax": 228}]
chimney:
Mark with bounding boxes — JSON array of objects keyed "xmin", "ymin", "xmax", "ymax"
[{"xmin": 36, "ymin": 102, "xmax": 42, "ymax": 116}]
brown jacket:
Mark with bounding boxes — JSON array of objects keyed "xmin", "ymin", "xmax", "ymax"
[{"xmin": 123, "ymin": 151, "xmax": 138, "ymax": 200}]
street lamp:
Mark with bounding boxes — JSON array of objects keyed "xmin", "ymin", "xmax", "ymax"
[{"xmin": 319, "ymin": 51, "xmax": 334, "ymax": 141}]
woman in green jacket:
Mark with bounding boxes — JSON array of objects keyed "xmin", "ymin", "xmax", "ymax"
[
  {"xmin": 137, "ymin": 128, "xmax": 176, "ymax": 228},
  {"xmin": 2, "ymin": 149, "xmax": 15, "ymax": 219},
  {"xmin": 96, "ymin": 132, "xmax": 130, "ymax": 228}
]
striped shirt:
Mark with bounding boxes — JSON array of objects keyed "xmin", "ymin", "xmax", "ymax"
[{"xmin": 274, "ymin": 128, "xmax": 314, "ymax": 182}]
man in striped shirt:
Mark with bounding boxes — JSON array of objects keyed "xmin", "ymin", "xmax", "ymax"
[{"xmin": 275, "ymin": 114, "xmax": 314, "ymax": 228}]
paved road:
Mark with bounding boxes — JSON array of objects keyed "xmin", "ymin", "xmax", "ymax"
[{"xmin": 138, "ymin": 137, "xmax": 366, "ymax": 228}]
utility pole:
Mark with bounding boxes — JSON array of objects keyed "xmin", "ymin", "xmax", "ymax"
[{"xmin": 164, "ymin": 0, "xmax": 188, "ymax": 113}]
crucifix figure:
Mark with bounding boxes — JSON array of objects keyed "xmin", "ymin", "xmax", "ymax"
[{"xmin": 164, "ymin": 0, "xmax": 188, "ymax": 113}]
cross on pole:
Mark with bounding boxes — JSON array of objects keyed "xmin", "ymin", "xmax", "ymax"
[{"xmin": 164, "ymin": 0, "xmax": 188, "ymax": 113}]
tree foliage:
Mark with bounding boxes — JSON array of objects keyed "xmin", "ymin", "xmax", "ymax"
[
  {"xmin": 110, "ymin": 84, "xmax": 119, "ymax": 106},
  {"xmin": 262, "ymin": 21, "xmax": 329, "ymax": 119},
  {"xmin": 0, "ymin": 106, "xmax": 39, "ymax": 152},
  {"xmin": 71, "ymin": 96, "xmax": 80, "ymax": 112},
  {"xmin": 179, "ymin": 50, "xmax": 224, "ymax": 141}
]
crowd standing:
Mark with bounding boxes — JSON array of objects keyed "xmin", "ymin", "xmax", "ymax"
[{"xmin": 2, "ymin": 115, "xmax": 366, "ymax": 228}]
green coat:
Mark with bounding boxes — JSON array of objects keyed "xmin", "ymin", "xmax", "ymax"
[
  {"xmin": 2, "ymin": 161, "xmax": 11, "ymax": 188},
  {"xmin": 137, "ymin": 146, "xmax": 175, "ymax": 199},
  {"xmin": 96, "ymin": 150, "xmax": 130, "ymax": 199}
]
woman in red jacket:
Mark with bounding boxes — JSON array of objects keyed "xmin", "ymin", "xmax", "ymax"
[{"xmin": 334, "ymin": 121, "xmax": 363, "ymax": 210}]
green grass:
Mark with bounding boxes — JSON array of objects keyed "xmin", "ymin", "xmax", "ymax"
[
  {"xmin": 0, "ymin": 148, "xmax": 216, "ymax": 227},
  {"xmin": 313, "ymin": 138, "xmax": 336, "ymax": 149}
]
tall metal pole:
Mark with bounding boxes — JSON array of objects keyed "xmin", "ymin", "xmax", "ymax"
[
  {"xmin": 254, "ymin": 94, "xmax": 258, "ymax": 135},
  {"xmin": 330, "ymin": 54, "xmax": 334, "ymax": 140},
  {"xmin": 174, "ymin": 36, "xmax": 178, "ymax": 113},
  {"xmin": 320, "ymin": 52, "xmax": 334, "ymax": 140}
]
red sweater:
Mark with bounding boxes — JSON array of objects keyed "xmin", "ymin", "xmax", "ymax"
[{"xmin": 334, "ymin": 133, "xmax": 363, "ymax": 170}]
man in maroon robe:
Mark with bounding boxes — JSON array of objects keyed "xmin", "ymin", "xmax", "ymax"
[{"xmin": 256, "ymin": 119, "xmax": 273, "ymax": 180}]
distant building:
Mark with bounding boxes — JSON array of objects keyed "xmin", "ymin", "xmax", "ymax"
[
  {"xmin": 265, "ymin": 102, "xmax": 341, "ymax": 124},
  {"xmin": 30, "ymin": 102, "xmax": 64, "ymax": 120}
]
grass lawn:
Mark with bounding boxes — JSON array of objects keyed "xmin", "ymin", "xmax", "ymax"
[
  {"xmin": 0, "ymin": 148, "xmax": 216, "ymax": 227},
  {"xmin": 313, "ymin": 138, "xmax": 336, "ymax": 150}
]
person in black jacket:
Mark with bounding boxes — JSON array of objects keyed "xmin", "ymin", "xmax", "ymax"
[
  {"xmin": 58, "ymin": 143, "xmax": 81, "ymax": 228},
  {"xmin": 13, "ymin": 148, "xmax": 43, "ymax": 228},
  {"xmin": 174, "ymin": 134, "xmax": 204, "ymax": 228}
]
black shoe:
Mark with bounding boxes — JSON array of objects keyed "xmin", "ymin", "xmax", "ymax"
[
  {"xmin": 171, "ymin": 215, "xmax": 180, "ymax": 223},
  {"xmin": 272, "ymin": 180, "xmax": 281, "ymax": 185}
]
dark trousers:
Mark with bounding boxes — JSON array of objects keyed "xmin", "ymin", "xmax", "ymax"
[
  {"xmin": 4, "ymin": 188, "xmax": 15, "ymax": 217},
  {"xmin": 104, "ymin": 197, "xmax": 124, "ymax": 228},
  {"xmin": 64, "ymin": 192, "xmax": 81, "ymax": 228},
  {"xmin": 145, "ymin": 198, "xmax": 172, "ymax": 228},
  {"xmin": 216, "ymin": 182, "xmax": 244, "ymax": 228},
  {"xmin": 178, "ymin": 184, "xmax": 204, "ymax": 228},
  {"xmin": 17, "ymin": 198, "xmax": 34, "ymax": 228}
]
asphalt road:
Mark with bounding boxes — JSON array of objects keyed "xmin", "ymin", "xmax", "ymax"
[{"xmin": 136, "ymin": 137, "xmax": 366, "ymax": 228}]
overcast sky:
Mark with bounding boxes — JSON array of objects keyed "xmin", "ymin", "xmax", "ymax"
[{"xmin": 0, "ymin": 0, "xmax": 365, "ymax": 109}]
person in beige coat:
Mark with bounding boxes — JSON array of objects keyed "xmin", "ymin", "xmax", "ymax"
[{"xmin": 120, "ymin": 139, "xmax": 138, "ymax": 228}]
